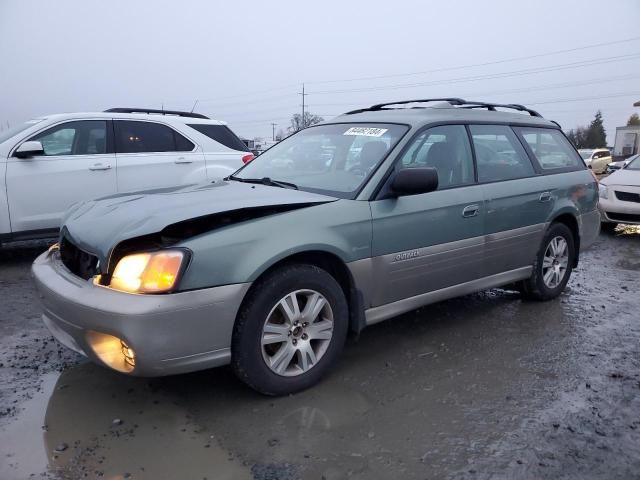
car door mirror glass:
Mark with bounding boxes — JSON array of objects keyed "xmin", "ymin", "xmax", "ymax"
[
  {"xmin": 391, "ymin": 167, "xmax": 439, "ymax": 196},
  {"xmin": 14, "ymin": 140, "xmax": 44, "ymax": 158}
]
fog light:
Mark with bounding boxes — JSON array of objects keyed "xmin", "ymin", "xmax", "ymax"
[
  {"xmin": 121, "ymin": 340, "xmax": 136, "ymax": 367},
  {"xmin": 86, "ymin": 331, "xmax": 135, "ymax": 373}
]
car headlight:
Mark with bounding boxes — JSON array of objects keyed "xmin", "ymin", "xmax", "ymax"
[
  {"xmin": 598, "ymin": 183, "xmax": 608, "ymax": 199},
  {"xmin": 109, "ymin": 250, "xmax": 186, "ymax": 293}
]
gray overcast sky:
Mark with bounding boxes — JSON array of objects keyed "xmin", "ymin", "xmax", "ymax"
[{"xmin": 1, "ymin": 0, "xmax": 639, "ymax": 142}]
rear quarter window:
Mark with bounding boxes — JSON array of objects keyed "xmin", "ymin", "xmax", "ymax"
[
  {"xmin": 187, "ymin": 124, "xmax": 249, "ymax": 152},
  {"xmin": 515, "ymin": 127, "xmax": 584, "ymax": 171}
]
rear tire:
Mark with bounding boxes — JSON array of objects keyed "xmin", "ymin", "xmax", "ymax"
[
  {"xmin": 231, "ymin": 264, "xmax": 348, "ymax": 395},
  {"xmin": 520, "ymin": 223, "xmax": 575, "ymax": 301}
]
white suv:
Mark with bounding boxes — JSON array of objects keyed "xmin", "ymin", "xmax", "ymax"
[{"xmin": 0, "ymin": 108, "xmax": 252, "ymax": 243}]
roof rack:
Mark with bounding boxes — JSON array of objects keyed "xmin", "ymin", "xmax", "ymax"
[
  {"xmin": 104, "ymin": 107, "xmax": 209, "ymax": 119},
  {"xmin": 344, "ymin": 98, "xmax": 543, "ymax": 118},
  {"xmin": 459, "ymin": 101, "xmax": 542, "ymax": 118},
  {"xmin": 345, "ymin": 98, "xmax": 466, "ymax": 115}
]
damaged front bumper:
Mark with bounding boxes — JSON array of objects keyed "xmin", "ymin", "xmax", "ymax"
[{"xmin": 32, "ymin": 248, "xmax": 250, "ymax": 376}]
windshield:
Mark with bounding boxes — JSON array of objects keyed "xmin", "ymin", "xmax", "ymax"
[
  {"xmin": 578, "ymin": 150, "xmax": 593, "ymax": 160},
  {"xmin": 0, "ymin": 119, "xmax": 43, "ymax": 144},
  {"xmin": 626, "ymin": 154, "xmax": 640, "ymax": 170},
  {"xmin": 233, "ymin": 123, "xmax": 408, "ymax": 198}
]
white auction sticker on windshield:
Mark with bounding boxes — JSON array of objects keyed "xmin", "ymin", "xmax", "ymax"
[{"xmin": 343, "ymin": 127, "xmax": 388, "ymax": 137}]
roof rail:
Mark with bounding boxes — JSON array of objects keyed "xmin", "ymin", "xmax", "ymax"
[
  {"xmin": 104, "ymin": 107, "xmax": 209, "ymax": 119},
  {"xmin": 459, "ymin": 101, "xmax": 542, "ymax": 118},
  {"xmin": 344, "ymin": 98, "xmax": 543, "ymax": 118},
  {"xmin": 345, "ymin": 98, "xmax": 466, "ymax": 115}
]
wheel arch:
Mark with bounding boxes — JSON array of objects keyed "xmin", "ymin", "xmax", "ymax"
[
  {"xmin": 239, "ymin": 249, "xmax": 366, "ymax": 336},
  {"xmin": 549, "ymin": 211, "xmax": 580, "ymax": 267}
]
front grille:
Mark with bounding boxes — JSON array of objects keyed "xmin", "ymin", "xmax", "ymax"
[
  {"xmin": 607, "ymin": 212, "xmax": 640, "ymax": 223},
  {"xmin": 615, "ymin": 191, "xmax": 640, "ymax": 203},
  {"xmin": 59, "ymin": 236, "xmax": 99, "ymax": 280}
]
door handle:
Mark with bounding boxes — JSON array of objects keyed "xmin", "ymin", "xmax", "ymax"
[
  {"xmin": 462, "ymin": 204, "xmax": 480, "ymax": 218},
  {"xmin": 539, "ymin": 191, "xmax": 552, "ymax": 202},
  {"xmin": 175, "ymin": 157, "xmax": 193, "ymax": 164},
  {"xmin": 89, "ymin": 163, "xmax": 112, "ymax": 171}
]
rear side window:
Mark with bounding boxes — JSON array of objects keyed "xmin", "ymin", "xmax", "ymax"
[
  {"xmin": 30, "ymin": 120, "xmax": 107, "ymax": 156},
  {"xmin": 115, "ymin": 121, "xmax": 194, "ymax": 153},
  {"xmin": 469, "ymin": 125, "xmax": 534, "ymax": 183},
  {"xmin": 187, "ymin": 124, "xmax": 249, "ymax": 152},
  {"xmin": 516, "ymin": 128, "xmax": 583, "ymax": 170}
]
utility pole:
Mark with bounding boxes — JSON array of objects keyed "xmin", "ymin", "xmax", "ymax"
[
  {"xmin": 271, "ymin": 123, "xmax": 277, "ymax": 141},
  {"xmin": 300, "ymin": 83, "xmax": 309, "ymax": 131}
]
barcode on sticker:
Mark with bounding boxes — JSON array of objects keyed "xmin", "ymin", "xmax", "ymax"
[{"xmin": 343, "ymin": 127, "xmax": 388, "ymax": 137}]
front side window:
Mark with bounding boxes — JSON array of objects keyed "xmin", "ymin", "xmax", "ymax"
[
  {"xmin": 234, "ymin": 123, "xmax": 408, "ymax": 198},
  {"xmin": 516, "ymin": 128, "xmax": 583, "ymax": 170},
  {"xmin": 470, "ymin": 125, "xmax": 534, "ymax": 182},
  {"xmin": 30, "ymin": 120, "xmax": 107, "ymax": 156},
  {"xmin": 115, "ymin": 121, "xmax": 194, "ymax": 153},
  {"xmin": 398, "ymin": 125, "xmax": 474, "ymax": 189}
]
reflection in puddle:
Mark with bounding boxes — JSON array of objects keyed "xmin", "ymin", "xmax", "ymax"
[
  {"xmin": 0, "ymin": 372, "xmax": 57, "ymax": 480},
  {"xmin": 42, "ymin": 365, "xmax": 251, "ymax": 480}
]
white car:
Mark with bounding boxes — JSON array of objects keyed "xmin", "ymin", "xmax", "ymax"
[
  {"xmin": 0, "ymin": 108, "xmax": 253, "ymax": 243},
  {"xmin": 578, "ymin": 148, "xmax": 612, "ymax": 174},
  {"xmin": 599, "ymin": 154, "xmax": 640, "ymax": 227},
  {"xmin": 606, "ymin": 153, "xmax": 638, "ymax": 174}
]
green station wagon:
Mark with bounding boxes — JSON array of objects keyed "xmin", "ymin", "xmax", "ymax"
[{"xmin": 33, "ymin": 98, "xmax": 600, "ymax": 395}]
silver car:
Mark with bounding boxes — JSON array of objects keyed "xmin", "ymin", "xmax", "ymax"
[{"xmin": 33, "ymin": 99, "xmax": 600, "ymax": 395}]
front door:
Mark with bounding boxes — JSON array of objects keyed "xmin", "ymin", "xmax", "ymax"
[
  {"xmin": 6, "ymin": 120, "xmax": 117, "ymax": 233},
  {"xmin": 113, "ymin": 120, "xmax": 207, "ymax": 193},
  {"xmin": 369, "ymin": 125, "xmax": 484, "ymax": 307}
]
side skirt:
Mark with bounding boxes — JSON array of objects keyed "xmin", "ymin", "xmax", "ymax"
[{"xmin": 364, "ymin": 266, "xmax": 532, "ymax": 326}]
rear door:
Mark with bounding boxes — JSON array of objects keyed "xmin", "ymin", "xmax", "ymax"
[
  {"xmin": 114, "ymin": 120, "xmax": 207, "ymax": 192},
  {"xmin": 369, "ymin": 125, "xmax": 484, "ymax": 307},
  {"xmin": 469, "ymin": 124, "xmax": 550, "ymax": 276},
  {"xmin": 6, "ymin": 120, "xmax": 116, "ymax": 233}
]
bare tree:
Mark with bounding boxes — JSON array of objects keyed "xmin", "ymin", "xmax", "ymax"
[{"xmin": 288, "ymin": 112, "xmax": 324, "ymax": 134}]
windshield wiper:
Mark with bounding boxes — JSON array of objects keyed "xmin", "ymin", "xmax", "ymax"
[{"xmin": 226, "ymin": 175, "xmax": 298, "ymax": 190}]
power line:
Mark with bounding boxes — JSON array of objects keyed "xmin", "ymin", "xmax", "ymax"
[
  {"xmin": 309, "ymin": 54, "xmax": 640, "ymax": 95},
  {"xmin": 526, "ymin": 91, "xmax": 640, "ymax": 106},
  {"xmin": 309, "ymin": 73, "xmax": 640, "ymax": 108},
  {"xmin": 157, "ymin": 37, "xmax": 640, "ymax": 110},
  {"xmin": 305, "ymin": 36, "xmax": 640, "ymax": 86}
]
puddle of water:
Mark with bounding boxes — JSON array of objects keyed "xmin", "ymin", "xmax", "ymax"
[
  {"xmin": 42, "ymin": 365, "xmax": 253, "ymax": 480},
  {"xmin": 0, "ymin": 372, "xmax": 58, "ymax": 480}
]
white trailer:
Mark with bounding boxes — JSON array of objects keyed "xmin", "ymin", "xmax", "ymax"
[{"xmin": 613, "ymin": 125, "xmax": 640, "ymax": 160}]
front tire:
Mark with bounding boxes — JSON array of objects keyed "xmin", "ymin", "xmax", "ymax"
[
  {"xmin": 520, "ymin": 223, "xmax": 575, "ymax": 301},
  {"xmin": 231, "ymin": 264, "xmax": 348, "ymax": 395}
]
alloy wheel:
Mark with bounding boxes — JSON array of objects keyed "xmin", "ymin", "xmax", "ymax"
[
  {"xmin": 542, "ymin": 236, "xmax": 569, "ymax": 289},
  {"xmin": 261, "ymin": 289, "xmax": 334, "ymax": 377}
]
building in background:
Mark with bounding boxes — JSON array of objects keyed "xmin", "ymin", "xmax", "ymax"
[{"xmin": 612, "ymin": 100, "xmax": 640, "ymax": 160}]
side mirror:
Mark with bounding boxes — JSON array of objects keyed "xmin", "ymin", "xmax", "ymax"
[
  {"xmin": 14, "ymin": 140, "xmax": 44, "ymax": 158},
  {"xmin": 390, "ymin": 167, "xmax": 439, "ymax": 196}
]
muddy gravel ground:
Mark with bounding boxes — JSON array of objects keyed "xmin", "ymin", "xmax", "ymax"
[{"xmin": 1, "ymin": 228, "xmax": 639, "ymax": 480}]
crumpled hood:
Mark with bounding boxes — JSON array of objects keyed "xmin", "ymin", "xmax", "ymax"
[
  {"xmin": 600, "ymin": 169, "xmax": 640, "ymax": 186},
  {"xmin": 61, "ymin": 180, "xmax": 337, "ymax": 265}
]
